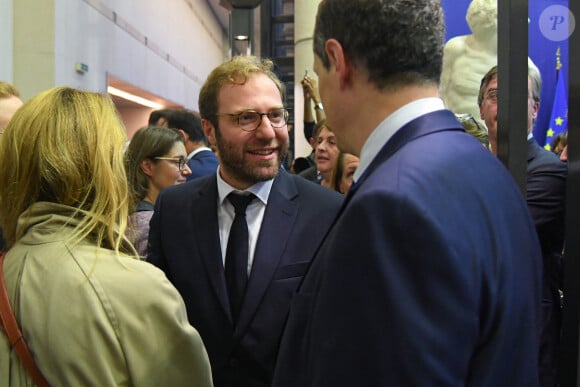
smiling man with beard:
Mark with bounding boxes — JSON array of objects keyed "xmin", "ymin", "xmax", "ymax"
[{"xmin": 148, "ymin": 55, "xmax": 343, "ymax": 387}]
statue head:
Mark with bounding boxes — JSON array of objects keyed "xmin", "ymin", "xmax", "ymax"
[{"xmin": 466, "ymin": 0, "xmax": 497, "ymax": 36}]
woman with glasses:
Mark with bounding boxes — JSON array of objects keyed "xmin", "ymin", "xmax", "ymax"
[
  {"xmin": 124, "ymin": 126, "xmax": 191, "ymax": 258},
  {"xmin": 0, "ymin": 87, "xmax": 212, "ymax": 386}
]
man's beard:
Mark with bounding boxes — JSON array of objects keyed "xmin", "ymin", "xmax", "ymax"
[{"xmin": 215, "ymin": 126, "xmax": 288, "ymax": 186}]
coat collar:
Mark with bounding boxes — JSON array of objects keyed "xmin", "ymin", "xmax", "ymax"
[{"xmin": 350, "ymin": 109, "xmax": 464, "ymax": 196}]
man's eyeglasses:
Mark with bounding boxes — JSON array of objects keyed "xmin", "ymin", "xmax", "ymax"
[
  {"xmin": 485, "ymin": 88, "xmax": 498, "ymax": 103},
  {"xmin": 154, "ymin": 156, "xmax": 188, "ymax": 171},
  {"xmin": 215, "ymin": 108, "xmax": 289, "ymax": 132}
]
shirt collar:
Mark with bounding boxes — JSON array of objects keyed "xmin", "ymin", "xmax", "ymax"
[
  {"xmin": 354, "ymin": 97, "xmax": 445, "ymax": 182},
  {"xmin": 187, "ymin": 146, "xmax": 213, "ymax": 160},
  {"xmin": 216, "ymin": 167, "xmax": 273, "ymax": 206}
]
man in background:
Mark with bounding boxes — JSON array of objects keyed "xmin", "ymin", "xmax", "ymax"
[
  {"xmin": 274, "ymin": 0, "xmax": 542, "ymax": 385},
  {"xmin": 479, "ymin": 64, "xmax": 567, "ymax": 387},
  {"xmin": 150, "ymin": 108, "xmax": 219, "ymax": 180}
]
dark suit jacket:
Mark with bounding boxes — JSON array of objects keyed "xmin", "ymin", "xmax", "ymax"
[
  {"xmin": 148, "ymin": 170, "xmax": 342, "ymax": 387},
  {"xmin": 273, "ymin": 110, "xmax": 543, "ymax": 386},
  {"xmin": 527, "ymin": 138, "xmax": 567, "ymax": 387},
  {"xmin": 186, "ymin": 149, "xmax": 219, "ymax": 181},
  {"xmin": 297, "ymin": 165, "xmax": 320, "ymax": 184},
  {"xmin": 527, "ymin": 138, "xmax": 566, "ymax": 266}
]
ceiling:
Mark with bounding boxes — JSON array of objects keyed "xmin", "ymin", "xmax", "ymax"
[
  {"xmin": 207, "ymin": 0, "xmax": 233, "ymax": 32},
  {"xmin": 108, "ymin": 76, "xmax": 182, "ymax": 109}
]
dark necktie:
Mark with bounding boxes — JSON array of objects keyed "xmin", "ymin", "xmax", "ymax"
[{"xmin": 225, "ymin": 192, "xmax": 255, "ymax": 324}]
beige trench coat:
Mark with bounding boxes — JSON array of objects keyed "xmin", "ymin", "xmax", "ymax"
[{"xmin": 0, "ymin": 202, "xmax": 213, "ymax": 386}]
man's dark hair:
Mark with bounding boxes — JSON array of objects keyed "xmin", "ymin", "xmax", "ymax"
[
  {"xmin": 148, "ymin": 109, "xmax": 175, "ymax": 126},
  {"xmin": 165, "ymin": 109, "xmax": 208, "ymax": 144},
  {"xmin": 314, "ymin": 0, "xmax": 445, "ymax": 90}
]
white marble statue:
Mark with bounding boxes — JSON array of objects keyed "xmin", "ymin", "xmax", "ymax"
[
  {"xmin": 440, "ymin": 0, "xmax": 498, "ymax": 120},
  {"xmin": 441, "ymin": 0, "xmax": 538, "ymax": 130}
]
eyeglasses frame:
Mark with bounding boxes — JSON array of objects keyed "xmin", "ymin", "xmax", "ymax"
[
  {"xmin": 154, "ymin": 156, "xmax": 189, "ymax": 171},
  {"xmin": 214, "ymin": 107, "xmax": 290, "ymax": 132}
]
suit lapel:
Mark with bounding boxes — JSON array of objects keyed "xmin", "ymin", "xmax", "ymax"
[
  {"xmin": 191, "ymin": 177, "xmax": 233, "ymax": 321},
  {"xmin": 234, "ymin": 171, "xmax": 298, "ymax": 337}
]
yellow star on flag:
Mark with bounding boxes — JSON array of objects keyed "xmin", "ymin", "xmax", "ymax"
[
  {"xmin": 555, "ymin": 117, "xmax": 564, "ymax": 126},
  {"xmin": 546, "ymin": 128, "xmax": 555, "ymax": 137}
]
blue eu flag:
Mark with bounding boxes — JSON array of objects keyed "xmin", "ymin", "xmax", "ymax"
[{"xmin": 544, "ymin": 72, "xmax": 568, "ymax": 151}]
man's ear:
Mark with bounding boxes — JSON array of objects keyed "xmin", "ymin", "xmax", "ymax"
[
  {"xmin": 325, "ymin": 38, "xmax": 350, "ymax": 88},
  {"xmin": 177, "ymin": 129, "xmax": 189, "ymax": 142},
  {"xmin": 532, "ymin": 102, "xmax": 540, "ymax": 120},
  {"xmin": 140, "ymin": 158, "xmax": 155, "ymax": 177},
  {"xmin": 202, "ymin": 119, "xmax": 216, "ymax": 147}
]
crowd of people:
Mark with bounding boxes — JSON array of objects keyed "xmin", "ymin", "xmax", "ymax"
[{"xmin": 0, "ymin": 0, "xmax": 570, "ymax": 386}]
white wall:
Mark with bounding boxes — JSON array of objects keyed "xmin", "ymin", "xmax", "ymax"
[
  {"xmin": 294, "ymin": 0, "xmax": 321, "ymax": 158},
  {"xmin": 13, "ymin": 0, "xmax": 227, "ymax": 110},
  {"xmin": 0, "ymin": 0, "xmax": 14, "ymax": 82}
]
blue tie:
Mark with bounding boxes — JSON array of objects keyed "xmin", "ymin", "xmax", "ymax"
[{"xmin": 225, "ymin": 192, "xmax": 255, "ymax": 324}]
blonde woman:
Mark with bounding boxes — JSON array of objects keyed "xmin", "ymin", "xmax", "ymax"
[{"xmin": 0, "ymin": 87, "xmax": 212, "ymax": 386}]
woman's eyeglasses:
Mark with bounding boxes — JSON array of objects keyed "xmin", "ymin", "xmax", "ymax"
[{"xmin": 154, "ymin": 156, "xmax": 188, "ymax": 171}]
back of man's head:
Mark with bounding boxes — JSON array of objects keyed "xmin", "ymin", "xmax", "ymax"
[
  {"xmin": 165, "ymin": 109, "xmax": 207, "ymax": 145},
  {"xmin": 148, "ymin": 108, "xmax": 175, "ymax": 126},
  {"xmin": 313, "ymin": 0, "xmax": 445, "ymax": 90}
]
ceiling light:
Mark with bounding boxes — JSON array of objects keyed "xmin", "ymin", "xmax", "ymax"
[{"xmin": 107, "ymin": 86, "xmax": 164, "ymax": 109}]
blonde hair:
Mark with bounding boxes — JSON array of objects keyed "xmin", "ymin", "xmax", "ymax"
[
  {"xmin": 0, "ymin": 87, "xmax": 134, "ymax": 256},
  {"xmin": 199, "ymin": 55, "xmax": 285, "ymax": 127},
  {"xmin": 0, "ymin": 81, "xmax": 20, "ymax": 98}
]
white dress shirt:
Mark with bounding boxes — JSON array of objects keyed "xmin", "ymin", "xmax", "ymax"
[
  {"xmin": 216, "ymin": 169, "xmax": 274, "ymax": 275},
  {"xmin": 186, "ymin": 146, "xmax": 213, "ymax": 161}
]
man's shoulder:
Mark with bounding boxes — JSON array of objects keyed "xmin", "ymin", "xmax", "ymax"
[
  {"xmin": 284, "ymin": 172, "xmax": 343, "ymax": 202},
  {"xmin": 190, "ymin": 149, "xmax": 218, "ymax": 164},
  {"xmin": 528, "ymin": 143, "xmax": 567, "ymax": 175},
  {"xmin": 297, "ymin": 165, "xmax": 319, "ymax": 182}
]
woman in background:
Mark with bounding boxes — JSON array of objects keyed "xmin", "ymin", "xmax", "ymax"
[
  {"xmin": 0, "ymin": 87, "xmax": 212, "ymax": 386},
  {"xmin": 124, "ymin": 126, "xmax": 191, "ymax": 257},
  {"xmin": 329, "ymin": 151, "xmax": 360, "ymax": 194}
]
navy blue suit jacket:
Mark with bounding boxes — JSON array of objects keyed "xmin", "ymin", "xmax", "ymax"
[
  {"xmin": 526, "ymin": 138, "xmax": 567, "ymax": 387},
  {"xmin": 526, "ymin": 138, "xmax": 566, "ymax": 262},
  {"xmin": 273, "ymin": 110, "xmax": 543, "ymax": 386},
  {"xmin": 186, "ymin": 149, "xmax": 219, "ymax": 181},
  {"xmin": 148, "ymin": 170, "xmax": 342, "ymax": 387}
]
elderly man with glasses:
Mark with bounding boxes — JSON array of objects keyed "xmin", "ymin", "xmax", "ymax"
[
  {"xmin": 148, "ymin": 55, "xmax": 343, "ymax": 387},
  {"xmin": 479, "ymin": 64, "xmax": 567, "ymax": 387}
]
